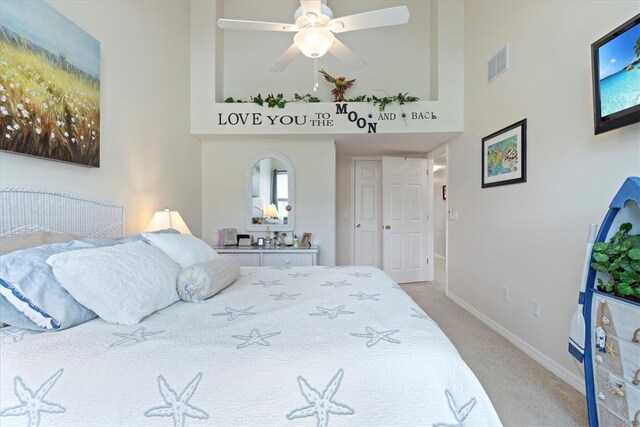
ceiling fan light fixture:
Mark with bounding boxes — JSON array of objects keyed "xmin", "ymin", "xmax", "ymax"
[
  {"xmin": 293, "ymin": 27, "xmax": 335, "ymax": 58},
  {"xmin": 328, "ymin": 20, "xmax": 344, "ymax": 32}
]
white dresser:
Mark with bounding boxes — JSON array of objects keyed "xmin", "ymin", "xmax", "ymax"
[{"xmin": 215, "ymin": 246, "xmax": 319, "ymax": 267}]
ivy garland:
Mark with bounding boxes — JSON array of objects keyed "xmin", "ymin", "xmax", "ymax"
[{"xmin": 223, "ymin": 92, "xmax": 419, "ymax": 112}]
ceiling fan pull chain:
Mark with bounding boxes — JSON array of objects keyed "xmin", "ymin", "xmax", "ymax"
[{"xmin": 313, "ymin": 58, "xmax": 319, "ymax": 92}]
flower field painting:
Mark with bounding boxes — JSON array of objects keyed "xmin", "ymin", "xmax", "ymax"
[{"xmin": 0, "ymin": 0, "xmax": 100, "ymax": 167}]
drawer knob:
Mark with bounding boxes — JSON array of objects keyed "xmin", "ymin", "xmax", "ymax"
[
  {"xmin": 633, "ymin": 368, "xmax": 640, "ymax": 386},
  {"xmin": 632, "ymin": 327, "xmax": 640, "ymax": 344},
  {"xmin": 285, "ymin": 260, "xmax": 290, "ymax": 264}
]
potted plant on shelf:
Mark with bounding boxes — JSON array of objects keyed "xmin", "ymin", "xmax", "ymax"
[{"xmin": 591, "ymin": 222, "xmax": 640, "ymax": 302}]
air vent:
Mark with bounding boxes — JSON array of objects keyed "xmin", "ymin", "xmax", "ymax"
[{"xmin": 488, "ymin": 44, "xmax": 509, "ymax": 84}]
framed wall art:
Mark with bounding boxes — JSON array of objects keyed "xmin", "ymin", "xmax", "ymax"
[
  {"xmin": 0, "ymin": 0, "xmax": 101, "ymax": 167},
  {"xmin": 481, "ymin": 119, "xmax": 527, "ymax": 188}
]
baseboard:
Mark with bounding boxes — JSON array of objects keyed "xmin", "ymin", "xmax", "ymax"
[
  {"xmin": 435, "ymin": 253, "xmax": 446, "ymax": 260},
  {"xmin": 445, "ymin": 290, "xmax": 586, "ymax": 395}
]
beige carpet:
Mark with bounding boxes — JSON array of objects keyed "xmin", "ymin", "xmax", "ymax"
[{"xmin": 401, "ymin": 258, "xmax": 588, "ymax": 427}]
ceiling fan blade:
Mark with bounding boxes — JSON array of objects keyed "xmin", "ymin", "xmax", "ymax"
[
  {"xmin": 300, "ymin": 0, "xmax": 322, "ymax": 17},
  {"xmin": 271, "ymin": 43, "xmax": 301, "ymax": 72},
  {"xmin": 329, "ymin": 5, "xmax": 410, "ymax": 33},
  {"xmin": 217, "ymin": 19, "xmax": 298, "ymax": 32},
  {"xmin": 328, "ymin": 38, "xmax": 366, "ymax": 70}
]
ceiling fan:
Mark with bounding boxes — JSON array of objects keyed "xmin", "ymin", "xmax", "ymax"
[{"xmin": 217, "ymin": 0, "xmax": 410, "ymax": 72}]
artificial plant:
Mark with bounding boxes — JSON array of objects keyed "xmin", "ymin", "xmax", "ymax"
[{"xmin": 591, "ymin": 222, "xmax": 640, "ymax": 302}]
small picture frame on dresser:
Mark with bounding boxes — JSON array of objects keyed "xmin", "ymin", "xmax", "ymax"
[
  {"xmin": 300, "ymin": 232, "xmax": 312, "ymax": 248},
  {"xmin": 257, "ymin": 237, "xmax": 265, "ymax": 247},
  {"xmin": 223, "ymin": 228, "xmax": 237, "ymax": 246}
]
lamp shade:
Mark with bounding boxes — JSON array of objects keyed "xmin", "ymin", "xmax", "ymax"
[
  {"xmin": 294, "ymin": 27, "xmax": 335, "ymax": 58},
  {"xmin": 145, "ymin": 208, "xmax": 191, "ymax": 234},
  {"xmin": 263, "ymin": 203, "xmax": 279, "ymax": 218}
]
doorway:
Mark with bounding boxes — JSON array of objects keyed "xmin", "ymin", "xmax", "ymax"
[
  {"xmin": 352, "ymin": 156, "xmax": 434, "ymax": 283},
  {"xmin": 427, "ymin": 145, "xmax": 448, "ymax": 288}
]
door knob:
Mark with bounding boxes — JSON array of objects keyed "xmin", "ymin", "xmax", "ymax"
[
  {"xmin": 384, "ymin": 225, "xmax": 391, "ymax": 230},
  {"xmin": 356, "ymin": 223, "xmax": 361, "ymax": 228}
]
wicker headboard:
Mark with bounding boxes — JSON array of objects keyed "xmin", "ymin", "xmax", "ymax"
[{"xmin": 0, "ymin": 186, "xmax": 125, "ymax": 239}]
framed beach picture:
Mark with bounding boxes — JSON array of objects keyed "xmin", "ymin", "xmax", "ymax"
[
  {"xmin": 481, "ymin": 119, "xmax": 527, "ymax": 188},
  {"xmin": 0, "ymin": 0, "xmax": 101, "ymax": 167}
]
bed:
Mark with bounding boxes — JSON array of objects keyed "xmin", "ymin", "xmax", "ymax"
[{"xmin": 0, "ymin": 187, "xmax": 501, "ymax": 427}]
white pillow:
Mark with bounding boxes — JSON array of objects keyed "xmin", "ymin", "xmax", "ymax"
[
  {"xmin": 177, "ymin": 255, "xmax": 240, "ymax": 302},
  {"xmin": 142, "ymin": 233, "xmax": 218, "ymax": 268},
  {"xmin": 46, "ymin": 241, "xmax": 181, "ymax": 325}
]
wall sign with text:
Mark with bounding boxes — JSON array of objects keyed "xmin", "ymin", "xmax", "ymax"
[{"xmin": 209, "ymin": 101, "xmax": 457, "ymax": 135}]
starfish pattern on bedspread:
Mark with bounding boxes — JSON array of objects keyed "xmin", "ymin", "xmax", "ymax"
[
  {"xmin": 289, "ymin": 272, "xmax": 311, "ymax": 278},
  {"xmin": 410, "ymin": 307, "xmax": 431, "ymax": 320},
  {"xmin": 0, "ymin": 369, "xmax": 66, "ymax": 427},
  {"xmin": 232, "ymin": 329, "xmax": 281, "ymax": 349},
  {"xmin": 348, "ymin": 291, "xmax": 380, "ymax": 301},
  {"xmin": 432, "ymin": 389, "xmax": 477, "ymax": 427},
  {"xmin": 350, "ymin": 327, "xmax": 400, "ymax": 347},
  {"xmin": 270, "ymin": 292, "xmax": 301, "ymax": 300},
  {"xmin": 309, "ymin": 305, "xmax": 354, "ymax": 320},
  {"xmin": 144, "ymin": 373, "xmax": 209, "ymax": 427},
  {"xmin": 211, "ymin": 306, "xmax": 257, "ymax": 321},
  {"xmin": 348, "ymin": 272, "xmax": 372, "ymax": 278},
  {"xmin": 109, "ymin": 327, "xmax": 166, "ymax": 347},
  {"xmin": 286, "ymin": 368, "xmax": 354, "ymax": 427},
  {"xmin": 320, "ymin": 280, "xmax": 352, "ymax": 288},
  {"xmin": 0, "ymin": 327, "xmax": 40, "ymax": 343},
  {"xmin": 251, "ymin": 279, "xmax": 283, "ymax": 288}
]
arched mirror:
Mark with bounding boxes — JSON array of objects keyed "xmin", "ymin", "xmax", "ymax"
[{"xmin": 245, "ymin": 151, "xmax": 295, "ymax": 232}]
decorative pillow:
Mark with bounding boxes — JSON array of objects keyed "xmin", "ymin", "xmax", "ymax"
[
  {"xmin": 0, "ymin": 240, "xmax": 101, "ymax": 330},
  {"xmin": 47, "ymin": 241, "xmax": 181, "ymax": 325},
  {"xmin": 142, "ymin": 233, "xmax": 218, "ymax": 268},
  {"xmin": 0, "ymin": 232, "xmax": 75, "ymax": 256},
  {"xmin": 117, "ymin": 227, "xmax": 181, "ymax": 245},
  {"xmin": 177, "ymin": 255, "xmax": 240, "ymax": 302}
]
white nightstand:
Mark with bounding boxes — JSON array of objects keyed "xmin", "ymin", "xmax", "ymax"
[{"xmin": 215, "ymin": 246, "xmax": 319, "ymax": 267}]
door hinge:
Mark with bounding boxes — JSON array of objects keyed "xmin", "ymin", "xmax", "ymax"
[{"xmin": 427, "ymin": 258, "xmax": 429, "ymax": 264}]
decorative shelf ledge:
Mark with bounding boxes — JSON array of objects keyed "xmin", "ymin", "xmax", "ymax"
[{"xmin": 192, "ymin": 100, "xmax": 461, "ymax": 136}]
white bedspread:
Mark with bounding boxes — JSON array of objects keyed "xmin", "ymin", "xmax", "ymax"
[{"xmin": 0, "ymin": 266, "xmax": 501, "ymax": 426}]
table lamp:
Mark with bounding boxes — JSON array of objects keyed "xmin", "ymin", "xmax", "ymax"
[{"xmin": 145, "ymin": 208, "xmax": 191, "ymax": 234}]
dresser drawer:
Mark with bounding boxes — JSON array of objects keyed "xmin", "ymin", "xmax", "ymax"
[
  {"xmin": 595, "ymin": 295, "xmax": 640, "ymax": 345},
  {"xmin": 597, "ymin": 403, "xmax": 627, "ymax": 426},
  {"xmin": 227, "ymin": 253, "xmax": 260, "ymax": 267},
  {"xmin": 595, "ymin": 367, "xmax": 628, "ymax": 419},
  {"xmin": 263, "ymin": 253, "xmax": 313, "ymax": 267},
  {"xmin": 594, "ymin": 335, "xmax": 640, "ymax": 389}
]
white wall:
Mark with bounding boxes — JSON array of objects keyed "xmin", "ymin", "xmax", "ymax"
[
  {"xmin": 201, "ymin": 139, "xmax": 336, "ymax": 265},
  {"xmin": 447, "ymin": 0, "xmax": 640, "ymax": 391},
  {"xmin": 0, "ymin": 0, "xmax": 202, "ymax": 236}
]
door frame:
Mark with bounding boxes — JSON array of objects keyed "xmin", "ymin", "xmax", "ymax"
[{"xmin": 426, "ymin": 144, "xmax": 449, "ymax": 291}]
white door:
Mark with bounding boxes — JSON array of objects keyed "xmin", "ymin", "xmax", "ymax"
[
  {"xmin": 382, "ymin": 157, "xmax": 433, "ymax": 283},
  {"xmin": 354, "ymin": 160, "xmax": 382, "ymax": 268}
]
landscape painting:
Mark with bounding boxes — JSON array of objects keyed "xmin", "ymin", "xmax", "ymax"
[
  {"xmin": 0, "ymin": 0, "xmax": 100, "ymax": 167},
  {"xmin": 482, "ymin": 119, "xmax": 527, "ymax": 188}
]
